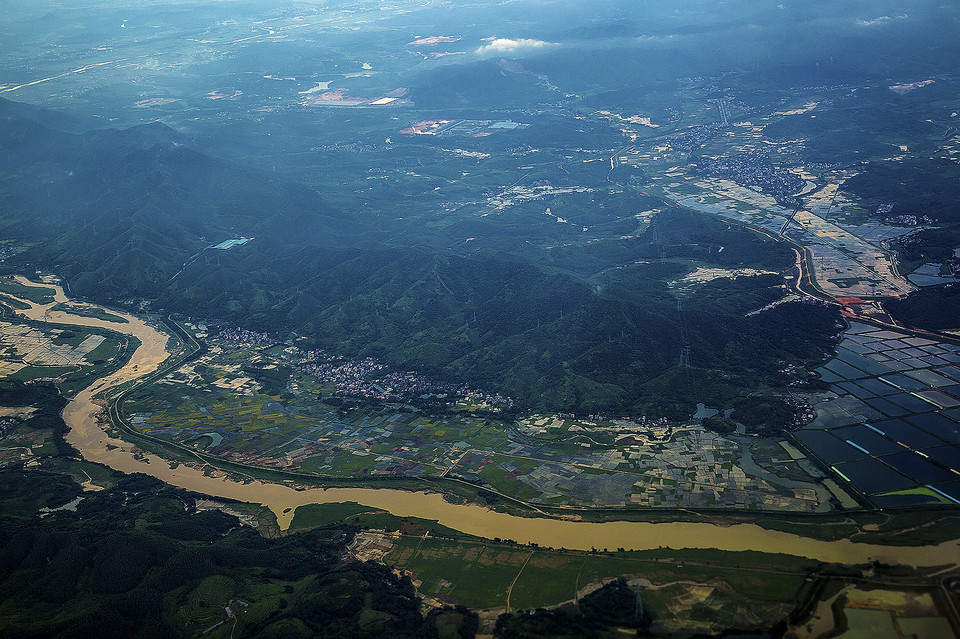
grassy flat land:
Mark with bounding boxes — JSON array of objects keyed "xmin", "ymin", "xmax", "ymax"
[
  {"xmin": 0, "ymin": 279, "xmax": 56, "ymax": 304},
  {"xmin": 288, "ymin": 502, "xmax": 376, "ymax": 530},
  {"xmin": 0, "ymin": 315, "xmax": 130, "ymax": 395},
  {"xmin": 52, "ymin": 302, "xmax": 128, "ymax": 323},
  {"xmin": 382, "ymin": 532, "xmax": 819, "ymax": 633}
]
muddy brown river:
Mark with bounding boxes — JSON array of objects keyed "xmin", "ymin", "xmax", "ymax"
[{"xmin": 8, "ymin": 276, "xmax": 959, "ymax": 567}]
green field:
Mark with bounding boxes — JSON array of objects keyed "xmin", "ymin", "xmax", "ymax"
[
  {"xmin": 387, "ymin": 537, "xmax": 531, "ymax": 608},
  {"xmin": 0, "ymin": 279, "xmax": 56, "ymax": 304},
  {"xmin": 289, "ymin": 502, "xmax": 376, "ymax": 530},
  {"xmin": 52, "ymin": 302, "xmax": 128, "ymax": 323},
  {"xmin": 290, "ymin": 503, "xmax": 478, "ymax": 540},
  {"xmin": 384, "ymin": 535, "xmax": 816, "ymax": 613},
  {"xmin": 0, "ymin": 293, "xmax": 31, "ymax": 310},
  {"xmin": 6, "ymin": 365, "xmax": 78, "ymax": 381}
]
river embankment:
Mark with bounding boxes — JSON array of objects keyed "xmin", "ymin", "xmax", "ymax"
[{"xmin": 5, "ymin": 275, "xmax": 958, "ymax": 568}]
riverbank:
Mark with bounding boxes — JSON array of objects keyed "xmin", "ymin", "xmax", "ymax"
[{"xmin": 3, "ymin": 275, "xmax": 959, "ymax": 568}]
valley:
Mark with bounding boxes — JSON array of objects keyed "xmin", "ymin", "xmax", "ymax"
[{"xmin": 2, "ymin": 0, "xmax": 960, "ymax": 636}]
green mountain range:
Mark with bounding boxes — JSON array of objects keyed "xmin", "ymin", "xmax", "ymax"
[{"xmin": 0, "ymin": 98, "xmax": 839, "ymax": 419}]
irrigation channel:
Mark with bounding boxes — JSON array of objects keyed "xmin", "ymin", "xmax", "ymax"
[{"xmin": 8, "ymin": 276, "xmax": 960, "ymax": 568}]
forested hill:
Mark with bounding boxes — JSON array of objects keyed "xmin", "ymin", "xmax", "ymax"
[
  {"xmin": 0, "ymin": 98, "xmax": 371, "ymax": 298},
  {"xmin": 0, "ymin": 468, "xmax": 461, "ymax": 638},
  {"xmin": 0, "ymin": 99, "xmax": 840, "ymax": 417}
]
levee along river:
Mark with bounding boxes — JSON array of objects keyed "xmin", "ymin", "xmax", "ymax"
[{"xmin": 7, "ymin": 275, "xmax": 959, "ymax": 567}]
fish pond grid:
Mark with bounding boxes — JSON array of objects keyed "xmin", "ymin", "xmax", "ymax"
[{"xmin": 795, "ymin": 322, "xmax": 960, "ymax": 507}]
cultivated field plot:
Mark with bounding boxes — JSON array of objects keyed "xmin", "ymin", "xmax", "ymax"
[
  {"xmin": 795, "ymin": 322, "xmax": 960, "ymax": 506},
  {"xmin": 0, "ymin": 320, "xmax": 120, "ymax": 382},
  {"xmin": 0, "ymin": 279, "xmax": 56, "ymax": 305},
  {"xmin": 614, "ymin": 85, "xmax": 921, "ymax": 305},
  {"xmin": 787, "ymin": 210, "xmax": 915, "ymax": 299},
  {"xmin": 126, "ymin": 332, "xmax": 829, "ymax": 511},
  {"xmin": 657, "ymin": 176, "xmax": 915, "ymax": 300},
  {"xmin": 0, "ymin": 406, "xmax": 57, "ymax": 467},
  {"xmin": 660, "ymin": 177, "xmax": 790, "ymax": 235},
  {"xmin": 376, "ymin": 533, "xmax": 810, "ymax": 635},
  {"xmin": 795, "ymin": 585, "xmax": 958, "ymax": 639}
]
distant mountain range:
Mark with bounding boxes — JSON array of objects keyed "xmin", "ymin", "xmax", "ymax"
[{"xmin": 0, "ymin": 98, "xmax": 840, "ymax": 419}]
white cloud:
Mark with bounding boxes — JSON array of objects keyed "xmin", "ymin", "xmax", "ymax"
[
  {"xmin": 633, "ymin": 34, "xmax": 679, "ymax": 45},
  {"xmin": 856, "ymin": 14, "xmax": 907, "ymax": 26},
  {"xmin": 475, "ymin": 38, "xmax": 553, "ymax": 55}
]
